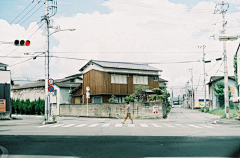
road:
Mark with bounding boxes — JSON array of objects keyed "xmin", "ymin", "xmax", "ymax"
[{"xmin": 0, "ymin": 107, "xmax": 239, "ymax": 157}]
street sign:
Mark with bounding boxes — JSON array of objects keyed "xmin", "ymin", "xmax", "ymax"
[
  {"xmin": 86, "ymin": 86, "xmax": 90, "ymax": 92},
  {"xmin": 86, "ymin": 92, "xmax": 90, "ymax": 98},
  {"xmin": 48, "ymin": 78, "xmax": 54, "ymax": 85},
  {"xmin": 48, "ymin": 86, "xmax": 54, "ymax": 92}
]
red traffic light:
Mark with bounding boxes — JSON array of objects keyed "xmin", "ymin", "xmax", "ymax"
[
  {"xmin": 14, "ymin": 40, "xmax": 30, "ymax": 46},
  {"xmin": 25, "ymin": 40, "xmax": 30, "ymax": 46}
]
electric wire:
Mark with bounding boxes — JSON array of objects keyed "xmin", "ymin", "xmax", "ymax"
[
  {"xmin": 15, "ymin": 2, "xmax": 40, "ymax": 24},
  {"xmin": 19, "ymin": 3, "xmax": 45, "ymax": 26},
  {"xmin": 214, "ymin": 60, "xmax": 224, "ymax": 76},
  {"xmin": 0, "ymin": 22, "xmax": 45, "ymax": 58}
]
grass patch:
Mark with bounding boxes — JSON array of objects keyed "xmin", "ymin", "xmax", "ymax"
[{"xmin": 208, "ymin": 108, "xmax": 239, "ymax": 119}]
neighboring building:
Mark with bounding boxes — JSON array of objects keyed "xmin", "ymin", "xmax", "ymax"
[
  {"xmin": 159, "ymin": 78, "xmax": 168, "ymax": 88},
  {"xmin": 208, "ymin": 76, "xmax": 237, "ymax": 110},
  {"xmin": 11, "ymin": 74, "xmax": 82, "ymax": 115},
  {"xmin": 194, "ymin": 86, "xmax": 209, "ymax": 108},
  {"xmin": 72, "ymin": 60, "xmax": 162, "ymax": 104},
  {"xmin": 0, "ymin": 62, "xmax": 11, "ymax": 119}
]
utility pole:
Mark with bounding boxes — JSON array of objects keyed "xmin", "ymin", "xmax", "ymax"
[
  {"xmin": 42, "ymin": 0, "xmax": 57, "ymax": 121},
  {"xmin": 214, "ymin": 1, "xmax": 230, "ymax": 119},
  {"xmin": 188, "ymin": 68, "xmax": 194, "ymax": 110},
  {"xmin": 45, "ymin": 0, "xmax": 50, "ymax": 121},
  {"xmin": 199, "ymin": 45, "xmax": 206, "ymax": 112}
]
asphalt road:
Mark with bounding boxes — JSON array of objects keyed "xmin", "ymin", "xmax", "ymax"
[
  {"xmin": 0, "ymin": 107, "xmax": 239, "ymax": 157},
  {"xmin": 0, "ymin": 135, "xmax": 239, "ymax": 158}
]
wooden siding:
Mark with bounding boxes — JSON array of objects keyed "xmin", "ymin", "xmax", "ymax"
[{"xmin": 73, "ymin": 69, "xmax": 159, "ymax": 103}]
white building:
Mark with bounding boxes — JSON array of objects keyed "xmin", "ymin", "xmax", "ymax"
[
  {"xmin": 11, "ymin": 74, "xmax": 82, "ymax": 115},
  {"xmin": 208, "ymin": 76, "xmax": 237, "ymax": 110}
]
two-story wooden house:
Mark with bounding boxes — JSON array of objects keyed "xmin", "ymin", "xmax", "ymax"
[{"xmin": 71, "ymin": 60, "xmax": 162, "ymax": 104}]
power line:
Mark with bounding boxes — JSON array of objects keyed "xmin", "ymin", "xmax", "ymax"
[
  {"xmin": 15, "ymin": 1, "xmax": 41, "ymax": 24},
  {"xmin": 9, "ymin": 1, "xmax": 34, "ymax": 24},
  {"xmin": 0, "ymin": 22, "xmax": 45, "ymax": 58},
  {"xmin": 19, "ymin": 3, "xmax": 45, "ymax": 26},
  {"xmin": 214, "ymin": 60, "xmax": 224, "ymax": 76}
]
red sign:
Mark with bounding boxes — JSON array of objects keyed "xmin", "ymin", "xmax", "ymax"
[
  {"xmin": 48, "ymin": 86, "xmax": 54, "ymax": 92},
  {"xmin": 48, "ymin": 78, "xmax": 54, "ymax": 85}
]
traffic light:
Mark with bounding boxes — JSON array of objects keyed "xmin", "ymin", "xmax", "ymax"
[{"xmin": 14, "ymin": 40, "xmax": 30, "ymax": 46}]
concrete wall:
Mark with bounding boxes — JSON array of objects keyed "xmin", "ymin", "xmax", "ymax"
[{"xmin": 60, "ymin": 102, "xmax": 167, "ymax": 119}]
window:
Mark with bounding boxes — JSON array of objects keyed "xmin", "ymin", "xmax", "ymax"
[
  {"xmin": 111, "ymin": 74, "xmax": 127, "ymax": 84},
  {"xmin": 133, "ymin": 75, "xmax": 148, "ymax": 85},
  {"xmin": 153, "ymin": 77, "xmax": 158, "ymax": 81},
  {"xmin": 92, "ymin": 96, "xmax": 102, "ymax": 103}
]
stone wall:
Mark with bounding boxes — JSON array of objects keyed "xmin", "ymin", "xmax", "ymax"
[{"xmin": 60, "ymin": 102, "xmax": 167, "ymax": 119}]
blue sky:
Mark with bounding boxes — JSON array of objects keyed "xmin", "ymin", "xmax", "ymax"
[
  {"xmin": 1, "ymin": 0, "xmax": 239, "ymax": 29},
  {"xmin": 0, "ymin": 0, "xmax": 240, "ymax": 88}
]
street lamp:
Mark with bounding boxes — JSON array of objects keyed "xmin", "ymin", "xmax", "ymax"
[
  {"xmin": 49, "ymin": 28, "xmax": 76, "ymax": 36},
  {"xmin": 218, "ymin": 35, "xmax": 238, "ymax": 119}
]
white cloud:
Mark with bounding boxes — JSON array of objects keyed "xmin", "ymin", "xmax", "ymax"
[{"xmin": 1, "ymin": 0, "xmax": 240, "ymax": 93}]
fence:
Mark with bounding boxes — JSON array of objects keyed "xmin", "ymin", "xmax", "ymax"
[{"xmin": 60, "ymin": 102, "xmax": 167, "ymax": 119}]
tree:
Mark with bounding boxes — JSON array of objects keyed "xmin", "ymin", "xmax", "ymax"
[
  {"xmin": 133, "ymin": 85, "xmax": 149, "ymax": 102},
  {"xmin": 213, "ymin": 81, "xmax": 232, "ymax": 107},
  {"xmin": 233, "ymin": 55, "xmax": 239, "ymax": 96}
]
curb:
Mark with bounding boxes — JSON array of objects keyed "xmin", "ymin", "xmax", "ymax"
[{"xmin": 42, "ymin": 121, "xmax": 57, "ymax": 125}]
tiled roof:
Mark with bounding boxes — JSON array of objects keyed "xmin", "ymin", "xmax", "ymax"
[
  {"xmin": 0, "ymin": 62, "xmax": 8, "ymax": 68},
  {"xmin": 159, "ymin": 78, "xmax": 168, "ymax": 82},
  {"xmin": 80, "ymin": 60, "xmax": 162, "ymax": 72},
  {"xmin": 208, "ymin": 76, "xmax": 235, "ymax": 84},
  {"xmin": 54, "ymin": 82, "xmax": 80, "ymax": 88},
  {"xmin": 12, "ymin": 82, "xmax": 45, "ymax": 90}
]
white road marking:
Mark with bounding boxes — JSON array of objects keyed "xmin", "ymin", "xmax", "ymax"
[
  {"xmin": 152, "ymin": 124, "xmax": 162, "ymax": 127},
  {"xmin": 36, "ymin": 116, "xmax": 43, "ymax": 117},
  {"xmin": 76, "ymin": 124, "xmax": 87, "ymax": 127},
  {"xmin": 37, "ymin": 124, "xmax": 54, "ymax": 128},
  {"xmin": 175, "ymin": 124, "xmax": 181, "ymax": 126},
  {"xmin": 88, "ymin": 124, "xmax": 98, "ymax": 127},
  {"xmin": 115, "ymin": 124, "xmax": 122, "ymax": 127},
  {"xmin": 62, "ymin": 124, "xmax": 75, "ymax": 127},
  {"xmin": 50, "ymin": 124, "xmax": 64, "ymax": 127},
  {"xmin": 164, "ymin": 124, "xmax": 175, "ymax": 127},
  {"xmin": 140, "ymin": 124, "xmax": 149, "ymax": 127},
  {"xmin": 17, "ymin": 123, "xmax": 28, "ymax": 124},
  {"xmin": 101, "ymin": 124, "xmax": 110, "ymax": 127},
  {"xmin": 128, "ymin": 124, "xmax": 135, "ymax": 127},
  {"xmin": 187, "ymin": 124, "xmax": 203, "ymax": 128},
  {"xmin": 199, "ymin": 124, "xmax": 214, "ymax": 128}
]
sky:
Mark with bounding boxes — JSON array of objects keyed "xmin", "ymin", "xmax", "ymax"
[{"xmin": 0, "ymin": 0, "xmax": 240, "ymax": 95}]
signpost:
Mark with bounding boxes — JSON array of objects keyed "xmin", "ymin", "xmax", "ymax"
[
  {"xmin": 86, "ymin": 86, "xmax": 90, "ymax": 116},
  {"xmin": 48, "ymin": 78, "xmax": 54, "ymax": 85},
  {"xmin": 48, "ymin": 86, "xmax": 54, "ymax": 92}
]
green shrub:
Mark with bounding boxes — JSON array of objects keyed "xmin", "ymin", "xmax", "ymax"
[{"xmin": 11, "ymin": 98, "xmax": 44, "ymax": 115}]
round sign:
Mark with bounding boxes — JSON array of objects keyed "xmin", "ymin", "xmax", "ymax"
[
  {"xmin": 48, "ymin": 86, "xmax": 54, "ymax": 92},
  {"xmin": 86, "ymin": 86, "xmax": 90, "ymax": 91},
  {"xmin": 86, "ymin": 92, "xmax": 90, "ymax": 96},
  {"xmin": 48, "ymin": 78, "xmax": 54, "ymax": 85}
]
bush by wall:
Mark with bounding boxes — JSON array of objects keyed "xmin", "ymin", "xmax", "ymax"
[{"xmin": 11, "ymin": 98, "xmax": 45, "ymax": 115}]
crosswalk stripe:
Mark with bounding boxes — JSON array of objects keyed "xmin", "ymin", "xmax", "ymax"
[
  {"xmin": 62, "ymin": 124, "xmax": 75, "ymax": 127},
  {"xmin": 128, "ymin": 124, "xmax": 135, "ymax": 127},
  {"xmin": 76, "ymin": 124, "xmax": 87, "ymax": 127},
  {"xmin": 164, "ymin": 124, "xmax": 175, "ymax": 127},
  {"xmin": 187, "ymin": 124, "xmax": 203, "ymax": 128},
  {"xmin": 50, "ymin": 124, "xmax": 64, "ymax": 127},
  {"xmin": 199, "ymin": 124, "xmax": 214, "ymax": 128},
  {"xmin": 37, "ymin": 124, "xmax": 54, "ymax": 128},
  {"xmin": 140, "ymin": 124, "xmax": 149, "ymax": 127},
  {"xmin": 102, "ymin": 124, "xmax": 110, "ymax": 127},
  {"xmin": 152, "ymin": 124, "xmax": 162, "ymax": 127},
  {"xmin": 115, "ymin": 124, "xmax": 122, "ymax": 127},
  {"xmin": 88, "ymin": 124, "xmax": 98, "ymax": 127}
]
